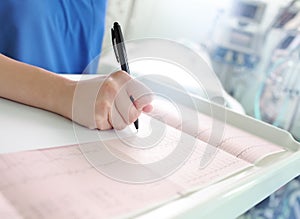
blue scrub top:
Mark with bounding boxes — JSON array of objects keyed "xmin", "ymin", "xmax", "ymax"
[{"xmin": 0, "ymin": 0, "xmax": 107, "ymax": 74}]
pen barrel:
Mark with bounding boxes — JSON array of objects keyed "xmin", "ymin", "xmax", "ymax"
[
  {"xmin": 116, "ymin": 43, "xmax": 130, "ymax": 74},
  {"xmin": 121, "ymin": 63, "xmax": 130, "ymax": 74}
]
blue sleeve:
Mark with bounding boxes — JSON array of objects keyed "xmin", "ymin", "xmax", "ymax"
[{"xmin": 0, "ymin": 0, "xmax": 108, "ymax": 74}]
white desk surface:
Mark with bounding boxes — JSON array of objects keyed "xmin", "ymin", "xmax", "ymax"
[
  {"xmin": 1, "ymin": 75, "xmax": 300, "ymax": 219},
  {"xmin": 0, "ymin": 98, "xmax": 133, "ymax": 153}
]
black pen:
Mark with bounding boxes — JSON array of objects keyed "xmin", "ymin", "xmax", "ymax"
[{"xmin": 111, "ymin": 22, "xmax": 139, "ymax": 130}]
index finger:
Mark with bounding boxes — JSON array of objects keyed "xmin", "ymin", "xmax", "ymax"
[{"xmin": 126, "ymin": 79, "xmax": 154, "ymax": 111}]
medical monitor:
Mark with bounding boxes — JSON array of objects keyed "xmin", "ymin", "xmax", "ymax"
[{"xmin": 231, "ymin": 0, "xmax": 266, "ymax": 24}]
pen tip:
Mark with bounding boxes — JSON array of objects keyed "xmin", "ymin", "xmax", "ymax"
[{"xmin": 134, "ymin": 122, "xmax": 139, "ymax": 130}]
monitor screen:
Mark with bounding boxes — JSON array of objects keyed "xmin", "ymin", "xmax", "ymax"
[
  {"xmin": 233, "ymin": 2, "xmax": 258, "ymax": 19},
  {"xmin": 278, "ymin": 35, "xmax": 296, "ymax": 49}
]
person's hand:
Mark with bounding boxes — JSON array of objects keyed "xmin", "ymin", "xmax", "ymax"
[{"xmin": 72, "ymin": 71, "xmax": 153, "ymax": 130}]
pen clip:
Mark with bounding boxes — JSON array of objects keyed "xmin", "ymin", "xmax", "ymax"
[{"xmin": 111, "ymin": 28, "xmax": 120, "ymax": 63}]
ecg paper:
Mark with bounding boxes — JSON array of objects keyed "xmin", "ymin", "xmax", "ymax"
[
  {"xmin": 149, "ymin": 99, "xmax": 285, "ymax": 164},
  {"xmin": 0, "ymin": 145, "xmax": 183, "ymax": 219},
  {"xmin": 0, "ymin": 101, "xmax": 286, "ymax": 218}
]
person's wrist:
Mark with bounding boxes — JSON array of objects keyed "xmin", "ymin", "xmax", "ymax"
[{"xmin": 55, "ymin": 77, "xmax": 76, "ymax": 120}]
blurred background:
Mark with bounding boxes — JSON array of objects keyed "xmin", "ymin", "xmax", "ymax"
[{"xmin": 101, "ymin": 0, "xmax": 300, "ymax": 141}]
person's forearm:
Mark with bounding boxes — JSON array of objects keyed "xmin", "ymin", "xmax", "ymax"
[
  {"xmin": 0, "ymin": 54, "xmax": 153, "ymax": 130},
  {"xmin": 0, "ymin": 54, "xmax": 75, "ymax": 119}
]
